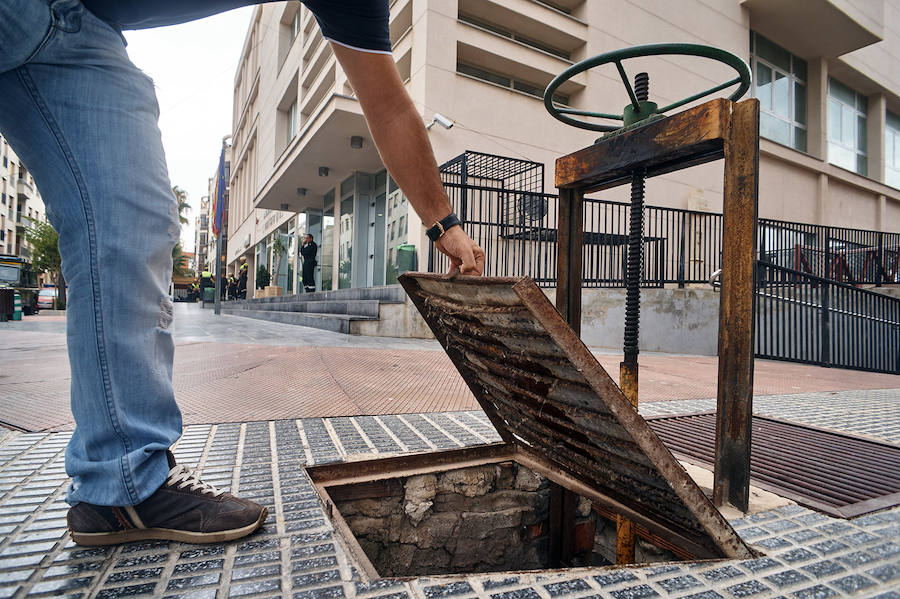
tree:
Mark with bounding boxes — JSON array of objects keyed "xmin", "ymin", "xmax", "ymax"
[
  {"xmin": 271, "ymin": 234, "xmax": 288, "ymax": 288},
  {"xmin": 22, "ymin": 218, "xmax": 66, "ymax": 308},
  {"xmin": 172, "ymin": 186, "xmax": 191, "ymax": 226},
  {"xmin": 171, "ymin": 185, "xmax": 192, "ymax": 278},
  {"xmin": 256, "ymin": 264, "xmax": 270, "ymax": 289},
  {"xmin": 172, "ymin": 241, "xmax": 191, "ymax": 278}
]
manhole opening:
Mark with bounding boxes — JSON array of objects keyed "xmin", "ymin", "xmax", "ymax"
[{"xmin": 310, "ymin": 453, "xmax": 705, "ymax": 580}]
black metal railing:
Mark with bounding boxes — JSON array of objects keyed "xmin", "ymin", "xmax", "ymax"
[
  {"xmin": 755, "ymin": 262, "xmax": 900, "ymax": 374},
  {"xmin": 433, "ymin": 180, "xmax": 900, "ymax": 290},
  {"xmin": 432, "ymin": 182, "xmax": 730, "ymax": 287},
  {"xmin": 758, "ymin": 220, "xmax": 900, "ymax": 287}
]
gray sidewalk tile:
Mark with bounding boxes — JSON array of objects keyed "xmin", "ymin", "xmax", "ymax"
[{"xmin": 0, "ymin": 407, "xmax": 898, "ymax": 599}]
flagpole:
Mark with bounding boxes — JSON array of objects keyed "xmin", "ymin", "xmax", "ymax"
[{"xmin": 213, "ymin": 136, "xmax": 230, "ymax": 316}]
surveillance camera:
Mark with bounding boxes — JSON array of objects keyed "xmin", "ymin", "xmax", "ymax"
[{"xmin": 426, "ymin": 112, "xmax": 454, "ymax": 130}]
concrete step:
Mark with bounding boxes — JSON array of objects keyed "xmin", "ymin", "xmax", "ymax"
[
  {"xmin": 242, "ymin": 284, "xmax": 406, "ymax": 306},
  {"xmin": 221, "ymin": 308, "xmax": 378, "ymax": 334},
  {"xmin": 239, "ymin": 299, "xmax": 381, "ymax": 318}
]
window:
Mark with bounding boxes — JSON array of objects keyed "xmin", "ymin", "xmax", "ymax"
[
  {"xmin": 828, "ymin": 78, "xmax": 867, "ymax": 175},
  {"xmin": 458, "ymin": 13, "xmax": 570, "ymax": 60},
  {"xmin": 886, "ymin": 111, "xmax": 900, "ymax": 190},
  {"xmin": 291, "ymin": 11, "xmax": 301, "ymax": 44},
  {"xmin": 750, "ymin": 32, "xmax": 807, "ymax": 152},
  {"xmin": 287, "ymin": 100, "xmax": 298, "ymax": 144},
  {"xmin": 457, "ymin": 62, "xmax": 569, "ymax": 105}
]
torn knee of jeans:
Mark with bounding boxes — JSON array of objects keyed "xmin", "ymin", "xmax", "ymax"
[{"xmin": 157, "ymin": 297, "xmax": 174, "ymax": 329}]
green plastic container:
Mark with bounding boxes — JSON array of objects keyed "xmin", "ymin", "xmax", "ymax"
[
  {"xmin": 12, "ymin": 292, "xmax": 22, "ymax": 321},
  {"xmin": 397, "ymin": 244, "xmax": 417, "ymax": 273},
  {"xmin": 203, "ymin": 287, "xmax": 216, "ymax": 302}
]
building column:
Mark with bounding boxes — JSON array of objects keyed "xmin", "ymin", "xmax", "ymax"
[
  {"xmin": 816, "ymin": 172, "xmax": 829, "ymax": 226},
  {"xmin": 806, "ymin": 57, "xmax": 829, "ymax": 161},
  {"xmin": 867, "ymin": 94, "xmax": 887, "ymax": 184},
  {"xmin": 877, "ymin": 194, "xmax": 887, "ymax": 232}
]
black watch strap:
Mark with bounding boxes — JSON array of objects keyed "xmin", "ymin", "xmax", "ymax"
[{"xmin": 426, "ymin": 212, "xmax": 461, "ymax": 242}]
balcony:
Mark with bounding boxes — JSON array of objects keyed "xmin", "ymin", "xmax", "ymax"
[
  {"xmin": 741, "ymin": 0, "xmax": 884, "ymax": 58},
  {"xmin": 16, "ymin": 178, "xmax": 33, "ymax": 199}
]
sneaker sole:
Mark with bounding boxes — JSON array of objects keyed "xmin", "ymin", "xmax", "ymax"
[{"xmin": 69, "ymin": 506, "xmax": 268, "ymax": 546}]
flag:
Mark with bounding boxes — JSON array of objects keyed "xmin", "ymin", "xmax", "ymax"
[{"xmin": 212, "ymin": 147, "xmax": 226, "ymax": 237}]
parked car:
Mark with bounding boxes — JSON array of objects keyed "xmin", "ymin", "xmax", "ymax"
[{"xmin": 37, "ymin": 288, "xmax": 58, "ymax": 310}]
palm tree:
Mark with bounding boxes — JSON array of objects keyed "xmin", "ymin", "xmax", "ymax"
[
  {"xmin": 172, "ymin": 186, "xmax": 191, "ymax": 226},
  {"xmin": 172, "ymin": 241, "xmax": 191, "ymax": 277}
]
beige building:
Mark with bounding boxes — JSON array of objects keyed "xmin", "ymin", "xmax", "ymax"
[
  {"xmin": 226, "ymin": 0, "xmax": 900, "ymax": 295},
  {"xmin": 0, "ymin": 134, "xmax": 47, "ymax": 261}
]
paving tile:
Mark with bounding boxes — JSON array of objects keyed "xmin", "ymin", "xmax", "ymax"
[
  {"xmin": 490, "ymin": 590, "xmax": 542, "ymax": 599},
  {"xmin": 609, "ymin": 585, "xmax": 658, "ymax": 599},
  {"xmin": 543, "ymin": 579, "xmax": 592, "ymax": 596},
  {"xmin": 866, "ymin": 563, "xmax": 900, "ymax": 583},
  {"xmin": 724, "ymin": 580, "xmax": 771, "ymax": 597},
  {"xmin": 763, "ymin": 569, "xmax": 811, "ymax": 589},
  {"xmin": 791, "ymin": 585, "xmax": 838, "ymax": 599},
  {"xmin": 829, "ymin": 574, "xmax": 877, "ymax": 594},
  {"xmin": 594, "ymin": 571, "xmax": 640, "ymax": 586},
  {"xmin": 421, "ymin": 581, "xmax": 475, "ymax": 597},
  {"xmin": 228, "ymin": 578, "xmax": 281, "ymax": 596}
]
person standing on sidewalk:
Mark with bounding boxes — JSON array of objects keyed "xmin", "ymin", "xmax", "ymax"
[
  {"xmin": 300, "ymin": 234, "xmax": 318, "ymax": 293},
  {"xmin": 0, "ymin": 0, "xmax": 484, "ymax": 546}
]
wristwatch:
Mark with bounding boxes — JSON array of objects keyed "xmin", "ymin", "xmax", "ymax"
[{"xmin": 425, "ymin": 212, "xmax": 461, "ymax": 242}]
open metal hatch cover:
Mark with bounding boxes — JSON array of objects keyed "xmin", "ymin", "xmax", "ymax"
[{"xmin": 399, "ymin": 273, "xmax": 753, "ymax": 560}]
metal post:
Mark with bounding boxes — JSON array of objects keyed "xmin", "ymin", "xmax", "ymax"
[
  {"xmin": 214, "ymin": 235, "xmax": 222, "ymax": 315},
  {"xmin": 677, "ymin": 211, "xmax": 687, "ymax": 288},
  {"xmin": 553, "ymin": 185, "xmax": 584, "ymax": 567},
  {"xmin": 713, "ymin": 99, "xmax": 759, "ymax": 513},
  {"xmin": 555, "ymin": 188, "xmax": 584, "ymax": 334},
  {"xmin": 821, "ymin": 278, "xmax": 831, "ymax": 367},
  {"xmin": 876, "ymin": 231, "xmax": 885, "ymax": 287}
]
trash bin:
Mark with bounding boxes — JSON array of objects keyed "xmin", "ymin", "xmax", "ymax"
[
  {"xmin": 397, "ymin": 244, "xmax": 418, "ymax": 274},
  {"xmin": 203, "ymin": 287, "xmax": 216, "ymax": 302},
  {"xmin": 12, "ymin": 292, "xmax": 22, "ymax": 321}
]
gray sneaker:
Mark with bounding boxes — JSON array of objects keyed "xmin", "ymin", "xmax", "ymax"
[{"xmin": 67, "ymin": 451, "xmax": 268, "ymax": 546}]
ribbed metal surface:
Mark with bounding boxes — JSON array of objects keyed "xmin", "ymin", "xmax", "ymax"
[
  {"xmin": 648, "ymin": 413, "xmax": 900, "ymax": 518},
  {"xmin": 400, "ymin": 273, "xmax": 752, "ymax": 559}
]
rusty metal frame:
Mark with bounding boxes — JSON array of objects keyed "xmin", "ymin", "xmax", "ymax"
[
  {"xmin": 397, "ymin": 274, "xmax": 753, "ymax": 560},
  {"xmin": 554, "ymin": 98, "xmax": 760, "ymax": 512}
]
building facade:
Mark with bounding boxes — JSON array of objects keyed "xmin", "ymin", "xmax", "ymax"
[
  {"xmin": 226, "ymin": 0, "xmax": 900, "ymax": 296},
  {"xmin": 0, "ymin": 134, "xmax": 47, "ymax": 262}
]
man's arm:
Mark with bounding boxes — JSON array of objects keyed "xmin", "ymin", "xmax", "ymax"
[{"xmin": 330, "ymin": 44, "xmax": 485, "ymax": 276}]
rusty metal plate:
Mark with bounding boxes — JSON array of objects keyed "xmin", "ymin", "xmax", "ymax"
[{"xmin": 399, "ymin": 273, "xmax": 753, "ymax": 560}]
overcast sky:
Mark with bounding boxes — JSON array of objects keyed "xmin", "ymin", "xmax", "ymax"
[{"xmin": 124, "ymin": 7, "xmax": 255, "ymax": 254}]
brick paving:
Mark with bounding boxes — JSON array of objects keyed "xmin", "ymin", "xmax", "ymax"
[
  {"xmin": 1, "ymin": 304, "xmax": 898, "ymax": 432},
  {"xmin": 0, "ymin": 402, "xmax": 898, "ymax": 598}
]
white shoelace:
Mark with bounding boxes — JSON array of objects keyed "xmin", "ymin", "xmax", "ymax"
[{"xmin": 165, "ymin": 464, "xmax": 225, "ymax": 497}]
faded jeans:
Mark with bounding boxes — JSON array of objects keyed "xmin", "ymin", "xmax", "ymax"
[{"xmin": 0, "ymin": 0, "xmax": 183, "ymax": 506}]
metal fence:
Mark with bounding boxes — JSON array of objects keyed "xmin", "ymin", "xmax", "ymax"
[
  {"xmin": 432, "ymin": 181, "xmax": 899, "ymax": 289},
  {"xmin": 431, "ymin": 182, "xmax": 730, "ymax": 288},
  {"xmin": 758, "ymin": 220, "xmax": 900, "ymax": 286},
  {"xmin": 755, "ymin": 262, "xmax": 900, "ymax": 374}
]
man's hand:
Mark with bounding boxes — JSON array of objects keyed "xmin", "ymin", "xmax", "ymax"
[{"xmin": 435, "ymin": 226, "xmax": 485, "ymax": 276}]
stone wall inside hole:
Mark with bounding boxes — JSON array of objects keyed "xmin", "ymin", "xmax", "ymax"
[
  {"xmin": 333, "ymin": 461, "xmax": 680, "ymax": 577},
  {"xmin": 334, "ymin": 462, "xmax": 594, "ymax": 576}
]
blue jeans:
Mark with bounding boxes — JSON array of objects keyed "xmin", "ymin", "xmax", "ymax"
[{"xmin": 0, "ymin": 0, "xmax": 183, "ymax": 506}]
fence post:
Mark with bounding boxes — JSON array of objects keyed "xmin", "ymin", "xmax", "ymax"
[
  {"xmin": 821, "ymin": 278, "xmax": 831, "ymax": 367},
  {"xmin": 876, "ymin": 231, "xmax": 885, "ymax": 287},
  {"xmin": 677, "ymin": 211, "xmax": 687, "ymax": 288}
]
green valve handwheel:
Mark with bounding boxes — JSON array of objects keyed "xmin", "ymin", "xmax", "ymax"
[{"xmin": 543, "ymin": 43, "xmax": 752, "ymax": 133}]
